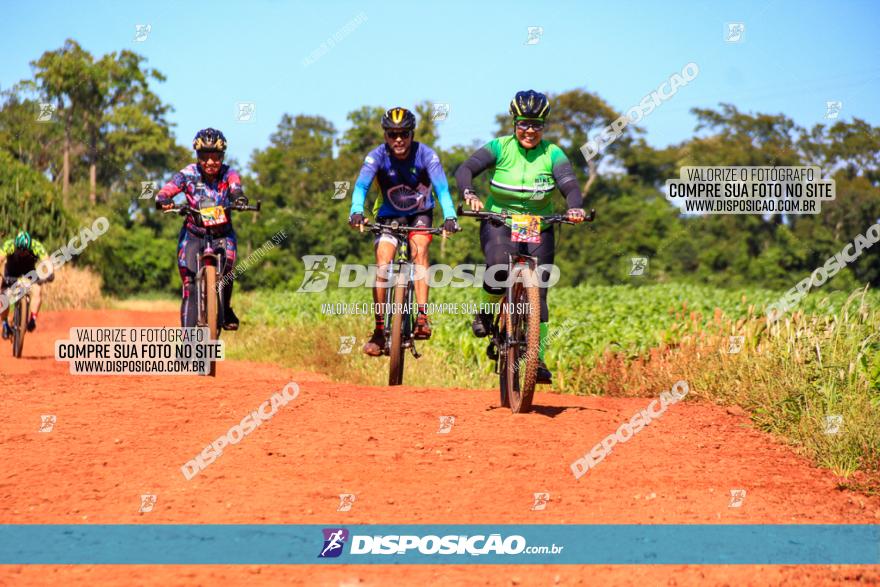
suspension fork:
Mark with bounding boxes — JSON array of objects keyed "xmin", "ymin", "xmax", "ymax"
[{"xmin": 197, "ymin": 236, "xmax": 225, "ymax": 324}]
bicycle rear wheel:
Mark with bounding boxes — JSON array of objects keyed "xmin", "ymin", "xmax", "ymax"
[
  {"xmin": 502, "ymin": 267, "xmax": 541, "ymax": 413},
  {"xmin": 12, "ymin": 296, "xmax": 28, "ymax": 358},
  {"xmin": 496, "ymin": 310, "xmax": 511, "ymax": 408}
]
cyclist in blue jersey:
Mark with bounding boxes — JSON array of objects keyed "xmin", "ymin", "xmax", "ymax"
[{"xmin": 349, "ymin": 107, "xmax": 458, "ymax": 356}]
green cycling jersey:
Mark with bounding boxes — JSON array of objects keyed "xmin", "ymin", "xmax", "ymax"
[
  {"xmin": 1, "ymin": 238, "xmax": 48, "ymax": 260},
  {"xmin": 455, "ymin": 135, "xmax": 583, "ymax": 220}
]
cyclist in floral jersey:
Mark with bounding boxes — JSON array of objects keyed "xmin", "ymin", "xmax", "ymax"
[{"xmin": 156, "ymin": 128, "xmax": 247, "ymax": 329}]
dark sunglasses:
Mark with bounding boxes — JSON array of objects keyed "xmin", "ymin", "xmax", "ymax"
[
  {"xmin": 197, "ymin": 152, "xmax": 224, "ymax": 161},
  {"xmin": 385, "ymin": 130, "xmax": 412, "ymax": 140},
  {"xmin": 515, "ymin": 120, "xmax": 544, "ymax": 132}
]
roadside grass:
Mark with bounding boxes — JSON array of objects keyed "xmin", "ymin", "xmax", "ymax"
[
  {"xmin": 588, "ymin": 288, "xmax": 880, "ymax": 491},
  {"xmin": 108, "ymin": 293, "xmax": 179, "ymax": 312},
  {"xmin": 40, "ymin": 265, "xmax": 105, "ymax": 310},
  {"xmin": 0, "ymin": 260, "xmax": 106, "ymax": 311}
]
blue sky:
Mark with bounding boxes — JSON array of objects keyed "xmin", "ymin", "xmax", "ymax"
[{"xmin": 4, "ymin": 0, "xmax": 879, "ymax": 170}]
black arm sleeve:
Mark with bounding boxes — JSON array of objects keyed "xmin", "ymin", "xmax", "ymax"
[
  {"xmin": 454, "ymin": 147, "xmax": 496, "ymax": 194},
  {"xmin": 552, "ymin": 160, "xmax": 584, "ymax": 209}
]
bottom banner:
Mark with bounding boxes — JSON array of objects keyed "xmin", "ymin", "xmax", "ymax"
[{"xmin": 0, "ymin": 525, "xmax": 877, "ymax": 564}]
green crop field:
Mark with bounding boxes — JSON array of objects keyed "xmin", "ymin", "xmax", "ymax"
[
  {"xmin": 231, "ymin": 281, "xmax": 876, "ymax": 390},
  {"xmin": 233, "ymin": 284, "xmax": 880, "ymax": 386}
]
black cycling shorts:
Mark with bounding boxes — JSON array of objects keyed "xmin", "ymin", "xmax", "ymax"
[{"xmin": 480, "ymin": 220, "xmax": 555, "ymax": 322}]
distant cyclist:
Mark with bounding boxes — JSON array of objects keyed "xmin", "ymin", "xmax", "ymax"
[
  {"xmin": 156, "ymin": 128, "xmax": 248, "ymax": 329},
  {"xmin": 1, "ymin": 231, "xmax": 54, "ymax": 337},
  {"xmin": 348, "ymin": 107, "xmax": 458, "ymax": 356},
  {"xmin": 454, "ymin": 90, "xmax": 586, "ymax": 384}
]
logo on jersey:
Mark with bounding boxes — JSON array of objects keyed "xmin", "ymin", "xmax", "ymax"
[
  {"xmin": 530, "ymin": 174, "xmax": 554, "ymax": 201},
  {"xmin": 318, "ymin": 528, "xmax": 350, "ymax": 558},
  {"xmin": 387, "ymin": 183, "xmax": 430, "ymax": 212}
]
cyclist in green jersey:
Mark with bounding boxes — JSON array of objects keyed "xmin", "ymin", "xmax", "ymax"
[{"xmin": 455, "ymin": 90, "xmax": 585, "ymax": 384}]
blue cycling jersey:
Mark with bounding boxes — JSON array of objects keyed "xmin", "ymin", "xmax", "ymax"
[{"xmin": 349, "ymin": 142, "xmax": 456, "ymax": 219}]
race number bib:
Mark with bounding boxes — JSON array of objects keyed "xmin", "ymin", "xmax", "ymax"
[
  {"xmin": 510, "ymin": 214, "xmax": 541, "ymax": 243},
  {"xmin": 199, "ymin": 205, "xmax": 228, "ymax": 227}
]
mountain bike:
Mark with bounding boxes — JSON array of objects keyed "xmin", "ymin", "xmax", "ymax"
[
  {"xmin": 459, "ymin": 207, "xmax": 595, "ymax": 413},
  {"xmin": 159, "ymin": 198, "xmax": 261, "ymax": 376},
  {"xmin": 4, "ymin": 278, "xmax": 30, "ymax": 358},
  {"xmin": 363, "ymin": 220, "xmax": 446, "ymax": 386}
]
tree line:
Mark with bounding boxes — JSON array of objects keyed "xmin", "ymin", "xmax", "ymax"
[{"xmin": 1, "ymin": 39, "xmax": 878, "ymax": 296}]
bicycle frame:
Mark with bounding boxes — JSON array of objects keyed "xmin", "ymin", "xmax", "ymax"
[
  {"xmin": 378, "ymin": 230, "xmax": 418, "ymax": 356},
  {"xmin": 362, "ymin": 220, "xmax": 445, "ymax": 386},
  {"xmin": 491, "ymin": 251, "xmax": 539, "ymax": 373}
]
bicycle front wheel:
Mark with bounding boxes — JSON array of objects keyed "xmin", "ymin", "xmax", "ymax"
[
  {"xmin": 12, "ymin": 297, "xmax": 27, "ymax": 358},
  {"xmin": 502, "ymin": 267, "xmax": 541, "ymax": 413},
  {"xmin": 201, "ymin": 265, "xmax": 220, "ymax": 377},
  {"xmin": 388, "ymin": 277, "xmax": 409, "ymax": 386}
]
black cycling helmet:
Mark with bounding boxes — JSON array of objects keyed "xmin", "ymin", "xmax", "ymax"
[
  {"xmin": 509, "ymin": 90, "xmax": 551, "ymax": 120},
  {"xmin": 381, "ymin": 107, "xmax": 416, "ymax": 131},
  {"xmin": 193, "ymin": 128, "xmax": 228, "ymax": 153}
]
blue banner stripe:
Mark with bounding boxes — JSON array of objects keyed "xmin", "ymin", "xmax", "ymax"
[{"xmin": 0, "ymin": 525, "xmax": 877, "ymax": 565}]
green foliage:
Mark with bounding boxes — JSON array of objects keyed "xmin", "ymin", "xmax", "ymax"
[
  {"xmin": 231, "ymin": 283, "xmax": 879, "ymax": 389},
  {"xmin": 0, "ymin": 150, "xmax": 70, "ymax": 244},
  {"xmin": 3, "ymin": 41, "xmax": 880, "ymax": 298},
  {"xmin": 86, "ymin": 211, "xmax": 178, "ymax": 296}
]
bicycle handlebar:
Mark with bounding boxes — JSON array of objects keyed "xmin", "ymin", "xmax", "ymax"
[
  {"xmin": 157, "ymin": 200, "xmax": 262, "ymax": 214},
  {"xmin": 456, "ymin": 206, "xmax": 595, "ymax": 224},
  {"xmin": 362, "ymin": 219, "xmax": 447, "ymax": 235}
]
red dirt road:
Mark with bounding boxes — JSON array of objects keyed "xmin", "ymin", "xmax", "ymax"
[{"xmin": 1, "ymin": 310, "xmax": 878, "ymax": 586}]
